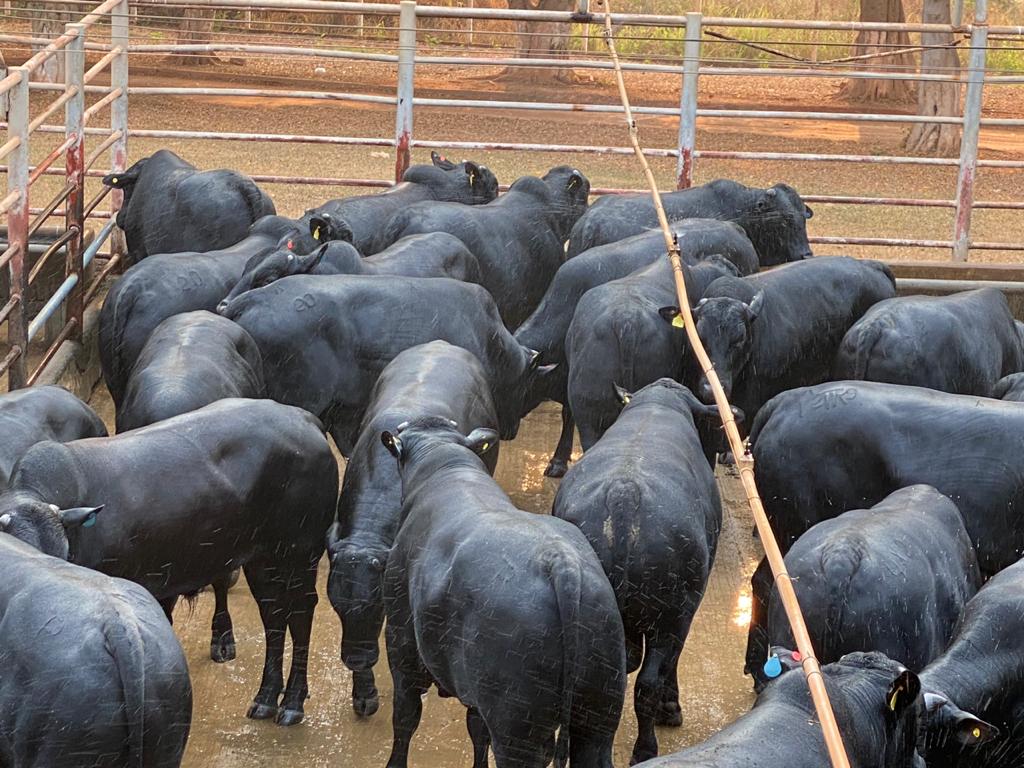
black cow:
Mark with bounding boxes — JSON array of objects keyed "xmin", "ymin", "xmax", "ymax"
[
  {"xmin": 378, "ymin": 166, "xmax": 591, "ymax": 329},
  {"xmin": 566, "ymin": 179, "xmax": 813, "ymax": 263},
  {"xmin": 117, "ymin": 310, "xmax": 264, "ymax": 431},
  {"xmin": 564, "ymin": 256, "xmax": 740, "ymax": 459},
  {"xmin": 310, "ymin": 152, "xmax": 498, "ymax": 254},
  {"xmin": 516, "ymin": 219, "xmax": 758, "ymax": 475},
  {"xmin": 0, "ymin": 386, "xmax": 106, "ymax": 486},
  {"xmin": 834, "ymin": 288, "xmax": 1024, "ymax": 395},
  {"xmin": 99, "ymin": 213, "xmax": 327, "ymax": 405},
  {"xmin": 380, "ymin": 417, "xmax": 625, "ymax": 768},
  {"xmin": 0, "ymin": 398, "xmax": 338, "ymax": 726},
  {"xmin": 221, "ymin": 275, "xmax": 551, "ymax": 455},
  {"xmin": 747, "ymin": 382, "xmax": 1024, "ymax": 691},
  {"xmin": 0, "ymin": 533, "xmax": 192, "ymax": 768},
  {"xmin": 994, "ymin": 372, "xmax": 1024, "ymax": 401},
  {"xmin": 326, "ymin": 341, "xmax": 499, "ymax": 719},
  {"xmin": 216, "ymin": 231, "xmax": 481, "ymax": 311},
  {"xmin": 552, "ymin": 379, "xmax": 725, "ymax": 764},
  {"xmin": 103, "ymin": 149, "xmax": 275, "ymax": 264},
  {"xmin": 687, "ymin": 256, "xmax": 896, "ymax": 429},
  {"xmin": 634, "ymin": 653, "xmax": 925, "ymax": 768},
  {"xmin": 767, "ymin": 485, "xmax": 980, "ymax": 681},
  {"xmin": 918, "ymin": 557, "xmax": 1024, "ymax": 767}
]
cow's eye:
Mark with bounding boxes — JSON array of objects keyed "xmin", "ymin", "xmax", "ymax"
[{"xmin": 371, "ymin": 558, "xmax": 382, "ymax": 570}]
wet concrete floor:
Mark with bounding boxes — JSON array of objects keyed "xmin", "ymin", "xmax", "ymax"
[{"xmin": 88, "ymin": 386, "xmax": 760, "ymax": 766}]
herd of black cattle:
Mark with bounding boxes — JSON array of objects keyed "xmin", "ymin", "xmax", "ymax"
[{"xmin": 4, "ymin": 146, "xmax": 1024, "ymax": 767}]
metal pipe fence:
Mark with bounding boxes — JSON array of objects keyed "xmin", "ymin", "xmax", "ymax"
[
  {"xmin": 2, "ymin": 0, "xmax": 1024, "ymax": 389},
  {"xmin": 1, "ymin": 0, "xmax": 128, "ymax": 390}
]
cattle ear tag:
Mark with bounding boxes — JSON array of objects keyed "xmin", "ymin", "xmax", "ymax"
[
  {"xmin": 286, "ymin": 240, "xmax": 294, "ymax": 251},
  {"xmin": 621, "ymin": 394, "xmax": 631, "ymax": 404},
  {"xmin": 763, "ymin": 655, "xmax": 782, "ymax": 680},
  {"xmin": 672, "ymin": 315, "xmax": 685, "ymax": 329},
  {"xmin": 312, "ymin": 225, "xmax": 321, "ymax": 241},
  {"xmin": 83, "ymin": 514, "xmax": 97, "ymax": 528},
  {"xmin": 481, "ymin": 442, "xmax": 490, "ymax": 452},
  {"xmin": 973, "ymin": 728, "xmax": 982, "ymax": 740}
]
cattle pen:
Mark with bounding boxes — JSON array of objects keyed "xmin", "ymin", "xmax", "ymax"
[{"xmin": 2, "ymin": 2, "xmax": 1024, "ymax": 764}]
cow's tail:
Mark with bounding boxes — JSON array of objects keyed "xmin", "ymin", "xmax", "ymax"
[
  {"xmin": 819, "ymin": 541, "xmax": 861, "ymax": 659},
  {"xmin": 747, "ymin": 390, "xmax": 785, "ymax": 449},
  {"xmin": 102, "ymin": 281, "xmax": 139, "ymax": 400},
  {"xmin": 846, "ymin": 319, "xmax": 885, "ymax": 381},
  {"xmin": 606, "ymin": 478, "xmax": 641, "ymax": 613},
  {"xmin": 550, "ymin": 548, "xmax": 583, "ymax": 763},
  {"xmin": 105, "ymin": 599, "xmax": 146, "ymax": 768}
]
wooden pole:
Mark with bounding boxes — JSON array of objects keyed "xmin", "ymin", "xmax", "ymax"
[{"xmin": 596, "ymin": 3, "xmax": 852, "ymax": 767}]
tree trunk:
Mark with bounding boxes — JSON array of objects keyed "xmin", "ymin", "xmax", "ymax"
[
  {"xmin": 842, "ymin": 0, "xmax": 915, "ymax": 102},
  {"xmin": 505, "ymin": 0, "xmax": 577, "ymax": 82},
  {"xmin": 176, "ymin": 9, "xmax": 217, "ymax": 66},
  {"xmin": 903, "ymin": 0, "xmax": 961, "ymax": 155},
  {"xmin": 30, "ymin": 2, "xmax": 75, "ymax": 83}
]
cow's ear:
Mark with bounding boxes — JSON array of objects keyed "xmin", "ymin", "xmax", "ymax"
[
  {"xmin": 381, "ymin": 431, "xmax": 403, "ymax": 459},
  {"xmin": 432, "ymin": 152, "xmax": 455, "ymax": 170},
  {"xmin": 658, "ymin": 306, "xmax": 686, "ymax": 329},
  {"xmin": 886, "ymin": 669, "xmax": 921, "ymax": 716},
  {"xmin": 756, "ymin": 187, "xmax": 778, "ymax": 211},
  {"xmin": 613, "ymin": 383, "xmax": 633, "ymax": 406},
  {"xmin": 464, "ymin": 161, "xmax": 481, "ymax": 189},
  {"xmin": 310, "ymin": 214, "xmax": 351, "ymax": 245},
  {"xmin": 58, "ymin": 505, "xmax": 104, "ymax": 529},
  {"xmin": 463, "ymin": 428, "xmax": 498, "ymax": 456},
  {"xmin": 923, "ymin": 693, "xmax": 1000, "ymax": 747},
  {"xmin": 301, "ymin": 244, "xmax": 330, "ymax": 273},
  {"xmin": 804, "ymin": 204, "xmax": 814, "ymax": 220},
  {"xmin": 567, "ymin": 169, "xmax": 586, "ymax": 194},
  {"xmin": 102, "ymin": 170, "xmax": 134, "ymax": 189},
  {"xmin": 763, "ymin": 647, "xmax": 803, "ymax": 680},
  {"xmin": 746, "ymin": 291, "xmax": 765, "ymax": 320}
]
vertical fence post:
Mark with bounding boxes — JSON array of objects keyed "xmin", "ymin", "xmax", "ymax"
[
  {"xmin": 468, "ymin": 0, "xmax": 474, "ymax": 46},
  {"xmin": 64, "ymin": 23, "xmax": 86, "ymax": 343},
  {"xmin": 394, "ymin": 0, "xmax": 416, "ymax": 183},
  {"xmin": 110, "ymin": 0, "xmax": 130, "ymax": 266},
  {"xmin": 676, "ymin": 12, "xmax": 702, "ymax": 189},
  {"xmin": 952, "ymin": 0, "xmax": 987, "ymax": 262},
  {"xmin": 6, "ymin": 68, "xmax": 30, "ymax": 390},
  {"xmin": 358, "ymin": 0, "xmax": 365, "ymax": 39}
]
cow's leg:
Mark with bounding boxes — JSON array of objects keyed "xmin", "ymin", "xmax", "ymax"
[
  {"xmin": 545, "ymin": 405, "xmax": 575, "ymax": 478},
  {"xmin": 489, "ymin": 724, "xmax": 551, "ymax": 768},
  {"xmin": 467, "ymin": 707, "xmax": 491, "ymax": 768},
  {"xmin": 159, "ymin": 596, "xmax": 177, "ymax": 624},
  {"xmin": 570, "ymin": 734, "xmax": 615, "ymax": 768},
  {"xmin": 745, "ymin": 556, "xmax": 773, "ymax": 692},
  {"xmin": 631, "ymin": 636, "xmax": 671, "ymax": 765},
  {"xmin": 244, "ymin": 562, "xmax": 287, "ymax": 720},
  {"xmin": 386, "ymin": 667, "xmax": 430, "ymax": 768},
  {"xmin": 210, "ymin": 572, "xmax": 236, "ymax": 663},
  {"xmin": 655, "ymin": 643, "xmax": 685, "ymax": 727},
  {"xmin": 352, "ymin": 668, "xmax": 379, "ymax": 717},
  {"xmin": 625, "ymin": 630, "xmax": 644, "ymax": 674},
  {"xmin": 278, "ymin": 559, "xmax": 320, "ymax": 726}
]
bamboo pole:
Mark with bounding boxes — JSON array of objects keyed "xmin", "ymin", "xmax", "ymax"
[{"xmin": 595, "ymin": 3, "xmax": 852, "ymax": 767}]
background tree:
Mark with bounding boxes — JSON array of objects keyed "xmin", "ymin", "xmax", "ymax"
[
  {"xmin": 842, "ymin": 0, "xmax": 916, "ymax": 101},
  {"xmin": 30, "ymin": 2, "xmax": 74, "ymax": 82},
  {"xmin": 176, "ymin": 8, "xmax": 217, "ymax": 66},
  {"xmin": 904, "ymin": 0, "xmax": 962, "ymax": 154},
  {"xmin": 505, "ymin": 0, "xmax": 577, "ymax": 82}
]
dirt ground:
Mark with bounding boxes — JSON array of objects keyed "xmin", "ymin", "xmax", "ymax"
[{"xmin": 87, "ymin": 386, "xmax": 761, "ymax": 767}]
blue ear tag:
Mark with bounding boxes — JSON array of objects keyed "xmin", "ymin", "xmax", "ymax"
[
  {"xmin": 763, "ymin": 655, "xmax": 783, "ymax": 679},
  {"xmin": 83, "ymin": 513, "xmax": 97, "ymax": 528}
]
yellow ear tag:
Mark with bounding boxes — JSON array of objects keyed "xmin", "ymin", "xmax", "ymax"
[
  {"xmin": 111, "ymin": 177, "xmax": 118, "ymax": 184},
  {"xmin": 889, "ymin": 691, "xmax": 900, "ymax": 712},
  {"xmin": 622, "ymin": 394, "xmax": 631, "ymax": 404},
  {"xmin": 481, "ymin": 442, "xmax": 489, "ymax": 452},
  {"xmin": 469, "ymin": 172, "xmax": 476, "ymax": 185},
  {"xmin": 672, "ymin": 315, "xmax": 685, "ymax": 329},
  {"xmin": 313, "ymin": 225, "xmax": 321, "ymax": 241},
  {"xmin": 973, "ymin": 728, "xmax": 982, "ymax": 739}
]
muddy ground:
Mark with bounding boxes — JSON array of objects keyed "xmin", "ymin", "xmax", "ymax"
[{"xmin": 88, "ymin": 385, "xmax": 761, "ymax": 767}]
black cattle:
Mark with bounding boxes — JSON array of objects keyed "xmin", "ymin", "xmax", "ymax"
[
  {"xmin": 994, "ymin": 372, "xmax": 1024, "ymax": 401},
  {"xmin": 310, "ymin": 152, "xmax": 498, "ymax": 254},
  {"xmin": 635, "ymin": 653, "xmax": 925, "ymax": 768},
  {"xmin": 103, "ymin": 149, "xmax": 275, "ymax": 264},
  {"xmin": 0, "ymin": 386, "xmax": 106, "ymax": 486},
  {"xmin": 0, "ymin": 533, "xmax": 192, "ymax": 768},
  {"xmin": 687, "ymin": 256, "xmax": 895, "ymax": 429},
  {"xmin": 918, "ymin": 557, "xmax": 1024, "ymax": 767},
  {"xmin": 834, "ymin": 288, "xmax": 1024, "ymax": 395},
  {"xmin": 381, "ymin": 417, "xmax": 625, "ymax": 768},
  {"xmin": 516, "ymin": 219, "xmax": 758, "ymax": 475},
  {"xmin": 379, "ymin": 166, "xmax": 591, "ymax": 329},
  {"xmin": 221, "ymin": 275, "xmax": 551, "ymax": 455},
  {"xmin": 99, "ymin": 214, "xmax": 327, "ymax": 405},
  {"xmin": 566, "ymin": 179, "xmax": 813, "ymax": 263},
  {"xmin": 117, "ymin": 310, "xmax": 264, "ymax": 432},
  {"xmin": 326, "ymin": 341, "xmax": 499, "ymax": 719},
  {"xmin": 564, "ymin": 256, "xmax": 740, "ymax": 460},
  {"xmin": 767, "ymin": 486, "xmax": 979, "ymax": 682},
  {"xmin": 216, "ymin": 231, "xmax": 481, "ymax": 311},
  {"xmin": 0, "ymin": 398, "xmax": 338, "ymax": 726},
  {"xmin": 747, "ymin": 382, "xmax": 1024, "ymax": 691},
  {"xmin": 552, "ymin": 379, "xmax": 725, "ymax": 764}
]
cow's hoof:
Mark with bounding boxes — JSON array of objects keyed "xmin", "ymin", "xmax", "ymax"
[
  {"xmin": 717, "ymin": 451, "xmax": 736, "ymax": 467},
  {"xmin": 276, "ymin": 708, "xmax": 304, "ymax": 727},
  {"xmin": 210, "ymin": 637, "xmax": 236, "ymax": 663},
  {"xmin": 655, "ymin": 703, "xmax": 682, "ymax": 727},
  {"xmin": 353, "ymin": 692, "xmax": 380, "ymax": 717},
  {"xmin": 247, "ymin": 701, "xmax": 280, "ymax": 721},
  {"xmin": 630, "ymin": 747, "xmax": 657, "ymax": 766},
  {"xmin": 544, "ymin": 459, "xmax": 568, "ymax": 478}
]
